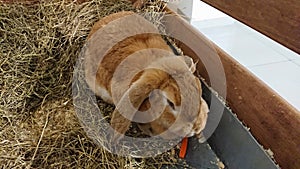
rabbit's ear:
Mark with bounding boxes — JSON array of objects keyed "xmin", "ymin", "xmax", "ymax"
[{"xmin": 110, "ymin": 69, "xmax": 166, "ymax": 142}]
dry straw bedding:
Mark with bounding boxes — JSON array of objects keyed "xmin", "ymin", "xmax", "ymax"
[{"xmin": 0, "ymin": 0, "xmax": 195, "ymax": 168}]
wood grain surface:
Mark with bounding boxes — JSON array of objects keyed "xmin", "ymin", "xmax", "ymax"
[{"xmin": 163, "ymin": 12, "xmax": 300, "ymax": 169}]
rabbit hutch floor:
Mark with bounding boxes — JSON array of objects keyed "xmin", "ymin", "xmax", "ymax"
[{"xmin": 0, "ymin": 0, "xmax": 279, "ymax": 168}]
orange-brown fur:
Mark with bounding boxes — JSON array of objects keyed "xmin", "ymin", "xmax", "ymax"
[
  {"xmin": 85, "ymin": 11, "xmax": 209, "ymax": 142},
  {"xmin": 86, "ymin": 11, "xmax": 172, "ymax": 101}
]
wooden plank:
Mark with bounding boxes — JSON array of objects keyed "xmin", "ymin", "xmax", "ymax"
[
  {"xmin": 200, "ymin": 0, "xmax": 300, "ymax": 54},
  {"xmin": 163, "ymin": 13, "xmax": 300, "ymax": 169}
]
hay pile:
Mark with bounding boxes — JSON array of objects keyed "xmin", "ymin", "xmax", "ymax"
[{"xmin": 0, "ymin": 0, "xmax": 192, "ymax": 168}]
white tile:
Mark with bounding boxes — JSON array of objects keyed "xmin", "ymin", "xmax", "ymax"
[
  {"xmin": 211, "ymin": 35, "xmax": 288, "ymax": 67},
  {"xmin": 176, "ymin": 0, "xmax": 193, "ymax": 21},
  {"xmin": 226, "ymin": 20, "xmax": 300, "ymax": 60},
  {"xmin": 234, "ymin": 21, "xmax": 258, "ymax": 34},
  {"xmin": 245, "ymin": 28, "xmax": 300, "ymax": 60},
  {"xmin": 250, "ymin": 61, "xmax": 300, "ymax": 110},
  {"xmin": 292, "ymin": 59, "xmax": 300, "ymax": 67},
  {"xmin": 191, "ymin": 17, "xmax": 234, "ymax": 29},
  {"xmin": 193, "ymin": 13, "xmax": 300, "ymax": 61},
  {"xmin": 192, "ymin": 20, "xmax": 248, "ymax": 40},
  {"xmin": 192, "ymin": 0, "xmax": 228, "ymax": 20}
]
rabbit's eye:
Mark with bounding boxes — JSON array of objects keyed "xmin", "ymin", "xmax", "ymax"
[{"xmin": 167, "ymin": 99, "xmax": 175, "ymax": 110}]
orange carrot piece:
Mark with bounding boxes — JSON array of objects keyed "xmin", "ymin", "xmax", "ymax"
[{"xmin": 179, "ymin": 137, "xmax": 188, "ymax": 159}]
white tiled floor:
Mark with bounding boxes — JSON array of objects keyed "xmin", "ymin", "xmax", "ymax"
[
  {"xmin": 293, "ymin": 59, "xmax": 300, "ymax": 67},
  {"xmin": 181, "ymin": 1, "xmax": 300, "ymax": 110},
  {"xmin": 204, "ymin": 32, "xmax": 289, "ymax": 67}
]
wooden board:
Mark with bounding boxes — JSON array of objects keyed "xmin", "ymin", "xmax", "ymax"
[
  {"xmin": 163, "ymin": 12, "xmax": 300, "ymax": 169},
  {"xmin": 200, "ymin": 0, "xmax": 300, "ymax": 54}
]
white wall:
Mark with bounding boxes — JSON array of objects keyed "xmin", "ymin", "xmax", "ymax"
[
  {"xmin": 167, "ymin": 0, "xmax": 230, "ymax": 22},
  {"xmin": 167, "ymin": 0, "xmax": 193, "ymax": 21}
]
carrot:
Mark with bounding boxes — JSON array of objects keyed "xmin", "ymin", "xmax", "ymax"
[{"xmin": 179, "ymin": 137, "xmax": 188, "ymax": 159}]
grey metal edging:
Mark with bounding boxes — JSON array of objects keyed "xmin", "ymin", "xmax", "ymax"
[{"xmin": 201, "ymin": 84, "xmax": 279, "ymax": 169}]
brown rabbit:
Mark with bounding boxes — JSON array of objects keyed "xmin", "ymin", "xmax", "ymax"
[{"xmin": 85, "ymin": 11, "xmax": 209, "ymax": 142}]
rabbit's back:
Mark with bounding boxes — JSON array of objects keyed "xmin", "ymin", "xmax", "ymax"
[{"xmin": 85, "ymin": 12, "xmax": 172, "ymax": 103}]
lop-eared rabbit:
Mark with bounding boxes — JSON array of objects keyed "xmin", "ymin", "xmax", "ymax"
[{"xmin": 85, "ymin": 11, "xmax": 209, "ymax": 142}]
